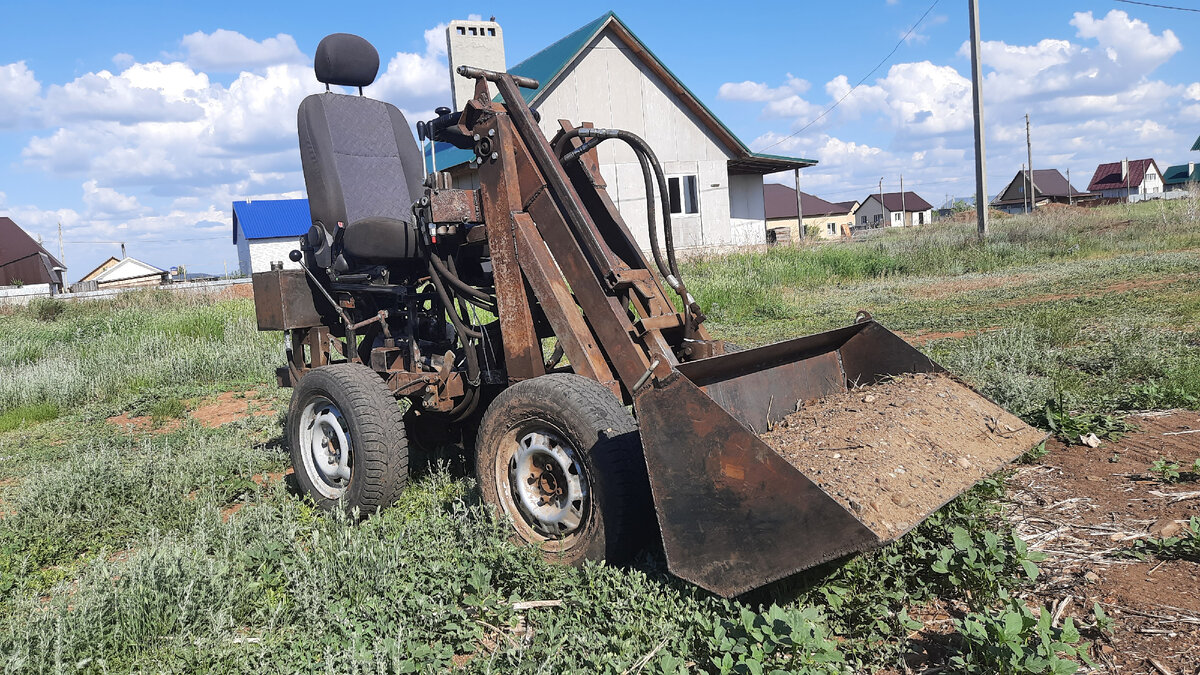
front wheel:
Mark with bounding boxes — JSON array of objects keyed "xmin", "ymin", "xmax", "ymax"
[
  {"xmin": 474, "ymin": 374, "xmax": 649, "ymax": 565},
  {"xmin": 286, "ymin": 363, "xmax": 409, "ymax": 513}
]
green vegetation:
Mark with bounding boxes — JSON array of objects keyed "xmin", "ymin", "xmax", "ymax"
[
  {"xmin": 0, "ymin": 403, "xmax": 58, "ymax": 433},
  {"xmin": 0, "ymin": 202, "xmax": 1197, "ymax": 672},
  {"xmin": 1127, "ymin": 517, "xmax": 1200, "ymax": 562},
  {"xmin": 1149, "ymin": 457, "xmax": 1200, "ymax": 483}
]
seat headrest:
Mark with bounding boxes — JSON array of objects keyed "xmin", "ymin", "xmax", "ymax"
[{"xmin": 314, "ymin": 33, "xmax": 379, "ymax": 88}]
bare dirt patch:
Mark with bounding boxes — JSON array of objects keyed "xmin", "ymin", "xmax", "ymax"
[
  {"xmin": 189, "ymin": 391, "xmax": 273, "ymax": 428},
  {"xmin": 902, "ymin": 327, "xmax": 1002, "ymax": 346},
  {"xmin": 759, "ymin": 372, "xmax": 1044, "ymax": 537},
  {"xmin": 105, "ymin": 413, "xmax": 182, "ymax": 434},
  {"xmin": 1005, "ymin": 410, "xmax": 1200, "ymax": 673},
  {"xmin": 911, "ymin": 273, "xmax": 1038, "ymax": 300},
  {"xmin": 989, "ymin": 275, "xmax": 1198, "ymax": 310}
]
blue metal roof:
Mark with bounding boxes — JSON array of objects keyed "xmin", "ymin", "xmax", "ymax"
[{"xmin": 232, "ymin": 199, "xmax": 311, "ymax": 244}]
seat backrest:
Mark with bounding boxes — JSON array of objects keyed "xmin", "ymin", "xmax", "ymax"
[{"xmin": 298, "ymin": 34, "xmax": 425, "ymax": 240}]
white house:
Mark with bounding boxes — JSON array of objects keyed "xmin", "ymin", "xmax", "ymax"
[
  {"xmin": 1086, "ymin": 158, "xmax": 1163, "ymax": 200},
  {"xmin": 854, "ymin": 192, "xmax": 934, "ymax": 229},
  {"xmin": 77, "ymin": 256, "xmax": 168, "ymax": 289},
  {"xmin": 232, "ymin": 199, "xmax": 310, "ymax": 275},
  {"xmin": 431, "ymin": 13, "xmax": 816, "ymax": 253}
]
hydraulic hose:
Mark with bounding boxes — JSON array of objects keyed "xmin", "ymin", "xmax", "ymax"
[
  {"xmin": 554, "ymin": 127, "xmax": 701, "ymax": 326},
  {"xmin": 429, "ymin": 251, "xmax": 496, "ymax": 311}
]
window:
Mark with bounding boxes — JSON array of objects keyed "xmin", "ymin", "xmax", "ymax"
[
  {"xmin": 488, "ymin": 28, "xmax": 496, "ymax": 36},
  {"xmin": 873, "ymin": 214, "xmax": 882, "ymax": 224},
  {"xmin": 668, "ymin": 175, "xmax": 699, "ymax": 214},
  {"xmin": 457, "ymin": 26, "xmax": 466, "ymax": 35},
  {"xmin": 918, "ymin": 211, "xmax": 925, "ymax": 225},
  {"xmin": 826, "ymin": 223, "xmax": 836, "ymax": 235},
  {"xmin": 861, "ymin": 215, "xmax": 867, "ymax": 225},
  {"xmin": 893, "ymin": 212, "xmax": 901, "ymax": 223}
]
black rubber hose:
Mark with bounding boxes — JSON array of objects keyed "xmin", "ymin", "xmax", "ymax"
[{"xmin": 430, "ymin": 252, "xmax": 496, "ymax": 310}]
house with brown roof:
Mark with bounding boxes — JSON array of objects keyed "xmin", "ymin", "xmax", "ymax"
[
  {"xmin": 854, "ymin": 192, "xmax": 934, "ymax": 229},
  {"xmin": 992, "ymin": 169, "xmax": 1086, "ymax": 214},
  {"xmin": 1087, "ymin": 158, "xmax": 1163, "ymax": 201},
  {"xmin": 763, "ymin": 183, "xmax": 857, "ymax": 240},
  {"xmin": 0, "ymin": 217, "xmax": 66, "ymax": 291}
]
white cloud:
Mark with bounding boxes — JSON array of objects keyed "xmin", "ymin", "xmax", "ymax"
[
  {"xmin": 0, "ymin": 61, "xmax": 41, "ymax": 128},
  {"xmin": 8, "ymin": 26, "xmax": 451, "ymax": 274},
  {"xmin": 181, "ymin": 30, "xmax": 307, "ymax": 72},
  {"xmin": 718, "ymin": 76, "xmax": 809, "ymax": 103}
]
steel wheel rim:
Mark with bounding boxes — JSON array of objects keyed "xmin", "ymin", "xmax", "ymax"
[
  {"xmin": 299, "ymin": 396, "xmax": 352, "ymax": 499},
  {"xmin": 496, "ymin": 426, "xmax": 589, "ymax": 548}
]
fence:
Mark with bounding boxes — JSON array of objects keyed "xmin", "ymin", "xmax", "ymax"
[{"xmin": 0, "ymin": 278, "xmax": 251, "ymax": 306}]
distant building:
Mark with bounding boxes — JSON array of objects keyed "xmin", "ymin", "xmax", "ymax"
[
  {"xmin": 991, "ymin": 169, "xmax": 1086, "ymax": 214},
  {"xmin": 854, "ymin": 192, "xmax": 934, "ymax": 229},
  {"xmin": 77, "ymin": 256, "xmax": 168, "ymax": 289},
  {"xmin": 431, "ymin": 12, "xmax": 816, "ymax": 252},
  {"xmin": 232, "ymin": 199, "xmax": 310, "ymax": 275},
  {"xmin": 0, "ymin": 217, "xmax": 66, "ymax": 291},
  {"xmin": 1087, "ymin": 158, "xmax": 1162, "ymax": 201},
  {"xmin": 1162, "ymin": 161, "xmax": 1199, "ymax": 192},
  {"xmin": 763, "ymin": 183, "xmax": 857, "ymax": 240}
]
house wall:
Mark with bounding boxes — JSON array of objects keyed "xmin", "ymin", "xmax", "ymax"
[
  {"xmin": 854, "ymin": 199, "xmax": 887, "ymax": 227},
  {"xmin": 530, "ymin": 29, "xmax": 753, "ymax": 252},
  {"xmin": 245, "ymin": 237, "xmax": 303, "ymax": 275},
  {"xmin": 236, "ymin": 222, "xmax": 253, "ymax": 276}
]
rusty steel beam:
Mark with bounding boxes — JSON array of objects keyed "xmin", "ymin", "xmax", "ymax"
[
  {"xmin": 476, "ymin": 115, "xmax": 545, "ymax": 383},
  {"xmin": 512, "ymin": 212, "xmax": 620, "ymax": 398}
]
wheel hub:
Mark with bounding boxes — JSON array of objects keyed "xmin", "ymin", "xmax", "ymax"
[
  {"xmin": 299, "ymin": 398, "xmax": 352, "ymax": 498},
  {"xmin": 506, "ymin": 430, "xmax": 587, "ymax": 539}
]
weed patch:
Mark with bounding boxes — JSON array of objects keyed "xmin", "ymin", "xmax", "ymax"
[{"xmin": 0, "ymin": 402, "xmax": 59, "ymax": 432}]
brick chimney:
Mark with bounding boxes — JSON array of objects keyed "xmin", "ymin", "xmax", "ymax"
[{"xmin": 447, "ymin": 19, "xmax": 505, "ymax": 111}]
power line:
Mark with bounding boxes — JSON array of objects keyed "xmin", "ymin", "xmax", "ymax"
[
  {"xmin": 757, "ymin": 0, "xmax": 942, "ymax": 153},
  {"xmin": 1113, "ymin": 0, "xmax": 1200, "ymax": 12}
]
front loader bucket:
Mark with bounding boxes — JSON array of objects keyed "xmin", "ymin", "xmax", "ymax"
[{"xmin": 633, "ymin": 319, "xmax": 1045, "ymax": 597}]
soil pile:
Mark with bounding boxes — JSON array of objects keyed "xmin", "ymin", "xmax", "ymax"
[{"xmin": 759, "ymin": 372, "xmax": 1044, "ymax": 536}]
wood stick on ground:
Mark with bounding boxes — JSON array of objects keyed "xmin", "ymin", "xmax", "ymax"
[{"xmin": 1148, "ymin": 657, "xmax": 1175, "ymax": 675}]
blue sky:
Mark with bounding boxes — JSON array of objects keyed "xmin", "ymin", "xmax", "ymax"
[{"xmin": 2, "ymin": 1, "xmax": 1198, "ymax": 278}]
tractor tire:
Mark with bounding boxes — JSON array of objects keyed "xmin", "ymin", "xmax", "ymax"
[
  {"xmin": 286, "ymin": 363, "xmax": 408, "ymax": 514},
  {"xmin": 475, "ymin": 373, "xmax": 649, "ymax": 565}
]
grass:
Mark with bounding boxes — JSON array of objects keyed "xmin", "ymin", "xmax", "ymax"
[{"xmin": 0, "ymin": 201, "xmax": 1197, "ymax": 672}]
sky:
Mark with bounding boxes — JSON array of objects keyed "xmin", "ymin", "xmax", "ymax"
[{"xmin": 2, "ymin": 0, "xmax": 1198, "ymax": 279}]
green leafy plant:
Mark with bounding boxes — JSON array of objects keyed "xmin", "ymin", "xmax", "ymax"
[
  {"xmin": 1127, "ymin": 517, "xmax": 1200, "ymax": 562},
  {"xmin": 1036, "ymin": 395, "xmax": 1134, "ymax": 444},
  {"xmin": 951, "ymin": 603, "xmax": 1095, "ymax": 674},
  {"xmin": 1148, "ymin": 458, "xmax": 1200, "ymax": 483},
  {"xmin": 699, "ymin": 604, "xmax": 846, "ymax": 674},
  {"xmin": 930, "ymin": 527, "xmax": 1045, "ymax": 609}
]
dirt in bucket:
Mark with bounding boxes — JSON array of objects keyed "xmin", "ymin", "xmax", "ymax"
[{"xmin": 758, "ymin": 372, "xmax": 1045, "ymax": 538}]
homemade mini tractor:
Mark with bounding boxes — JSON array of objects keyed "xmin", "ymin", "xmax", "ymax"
[{"xmin": 252, "ymin": 34, "xmax": 1042, "ymax": 597}]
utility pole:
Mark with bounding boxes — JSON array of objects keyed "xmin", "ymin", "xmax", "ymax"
[
  {"xmin": 120, "ymin": 242, "xmax": 126, "ymax": 258},
  {"xmin": 968, "ymin": 0, "xmax": 989, "ymax": 239},
  {"xmin": 794, "ymin": 168, "xmax": 805, "ymax": 242},
  {"xmin": 878, "ymin": 177, "xmax": 884, "ymax": 228},
  {"xmin": 1025, "ymin": 113, "xmax": 1035, "ymax": 213},
  {"xmin": 1021, "ymin": 163, "xmax": 1028, "ymax": 213},
  {"xmin": 901, "ymin": 174, "xmax": 907, "ymax": 226},
  {"xmin": 57, "ymin": 221, "xmax": 64, "ymax": 266},
  {"xmin": 1067, "ymin": 168, "xmax": 1073, "ymax": 206}
]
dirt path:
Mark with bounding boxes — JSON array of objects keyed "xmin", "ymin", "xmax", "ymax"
[{"xmin": 1005, "ymin": 410, "xmax": 1200, "ymax": 673}]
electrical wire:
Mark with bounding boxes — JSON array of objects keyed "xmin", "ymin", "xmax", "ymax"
[
  {"xmin": 756, "ymin": 0, "xmax": 942, "ymax": 153},
  {"xmin": 1113, "ymin": 0, "xmax": 1200, "ymax": 11}
]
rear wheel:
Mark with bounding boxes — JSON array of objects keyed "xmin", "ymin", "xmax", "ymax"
[
  {"xmin": 475, "ymin": 374, "xmax": 648, "ymax": 565},
  {"xmin": 286, "ymin": 363, "xmax": 408, "ymax": 513}
]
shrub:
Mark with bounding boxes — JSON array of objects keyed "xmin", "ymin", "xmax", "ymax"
[{"xmin": 27, "ymin": 297, "xmax": 66, "ymax": 322}]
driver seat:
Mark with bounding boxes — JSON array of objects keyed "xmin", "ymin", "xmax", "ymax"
[{"xmin": 297, "ymin": 33, "xmax": 425, "ymax": 271}]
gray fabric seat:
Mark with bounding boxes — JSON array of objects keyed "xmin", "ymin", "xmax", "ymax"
[{"xmin": 297, "ymin": 33, "xmax": 425, "ymax": 264}]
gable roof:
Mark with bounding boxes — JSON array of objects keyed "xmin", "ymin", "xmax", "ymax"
[
  {"xmin": 995, "ymin": 169, "xmax": 1081, "ymax": 203},
  {"xmin": 763, "ymin": 183, "xmax": 850, "ymax": 219},
  {"xmin": 1087, "ymin": 158, "xmax": 1158, "ymax": 192},
  {"xmin": 427, "ymin": 12, "xmax": 816, "ymax": 175},
  {"xmin": 1193, "ymin": 135, "xmax": 1200, "ymax": 152},
  {"xmin": 1163, "ymin": 163, "xmax": 1200, "ymax": 185},
  {"xmin": 232, "ymin": 199, "xmax": 311, "ymax": 244},
  {"xmin": 0, "ymin": 216, "xmax": 65, "ymax": 286},
  {"xmin": 79, "ymin": 256, "xmax": 120, "ymax": 283},
  {"xmin": 87, "ymin": 257, "xmax": 165, "ymax": 284},
  {"xmin": 861, "ymin": 191, "xmax": 933, "ymax": 212}
]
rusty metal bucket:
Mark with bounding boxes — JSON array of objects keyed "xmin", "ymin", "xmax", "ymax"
[{"xmin": 633, "ymin": 319, "xmax": 1044, "ymax": 597}]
